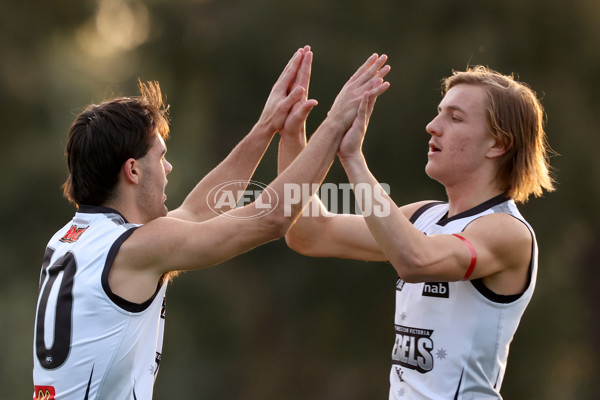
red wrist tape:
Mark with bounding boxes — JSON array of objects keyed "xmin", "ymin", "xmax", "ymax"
[{"xmin": 452, "ymin": 234, "xmax": 477, "ymax": 280}]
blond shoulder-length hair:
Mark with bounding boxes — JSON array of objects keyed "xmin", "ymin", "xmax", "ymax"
[{"xmin": 443, "ymin": 66, "xmax": 555, "ymax": 203}]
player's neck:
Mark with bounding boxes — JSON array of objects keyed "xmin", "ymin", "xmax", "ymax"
[
  {"xmin": 445, "ymin": 184, "xmax": 504, "ymax": 218},
  {"xmin": 102, "ymin": 198, "xmax": 145, "ymax": 225},
  {"xmin": 441, "ymin": 163, "xmax": 505, "ymax": 217}
]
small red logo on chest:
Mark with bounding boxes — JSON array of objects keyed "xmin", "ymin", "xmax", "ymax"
[
  {"xmin": 59, "ymin": 225, "xmax": 89, "ymax": 243},
  {"xmin": 34, "ymin": 385, "xmax": 55, "ymax": 400}
]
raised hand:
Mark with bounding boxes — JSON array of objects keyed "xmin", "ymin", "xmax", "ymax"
[
  {"xmin": 277, "ymin": 51, "xmax": 390, "ymax": 176},
  {"xmin": 258, "ymin": 47, "xmax": 315, "ymax": 134},
  {"xmin": 328, "ymin": 54, "xmax": 390, "ymax": 131},
  {"xmin": 279, "ymin": 45, "xmax": 319, "ymax": 144},
  {"xmin": 338, "ymin": 93, "xmax": 375, "ymax": 161}
]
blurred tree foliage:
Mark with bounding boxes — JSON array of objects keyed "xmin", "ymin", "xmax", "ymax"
[{"xmin": 1, "ymin": 0, "xmax": 598, "ymax": 398}]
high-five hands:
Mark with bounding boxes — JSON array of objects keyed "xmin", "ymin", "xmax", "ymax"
[
  {"xmin": 258, "ymin": 47, "xmax": 318, "ymax": 135},
  {"xmin": 277, "ymin": 50, "xmax": 390, "ymax": 150},
  {"xmin": 280, "ymin": 45, "xmax": 319, "ymax": 143},
  {"xmin": 337, "ymin": 55, "xmax": 390, "ymax": 162},
  {"xmin": 328, "ymin": 54, "xmax": 390, "ymax": 132}
]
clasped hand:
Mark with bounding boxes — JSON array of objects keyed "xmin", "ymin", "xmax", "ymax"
[
  {"xmin": 257, "ymin": 46, "xmax": 318, "ymax": 136},
  {"xmin": 259, "ymin": 46, "xmax": 390, "ymax": 157}
]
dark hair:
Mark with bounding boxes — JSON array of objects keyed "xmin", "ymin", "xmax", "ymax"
[{"xmin": 62, "ymin": 80, "xmax": 170, "ymax": 206}]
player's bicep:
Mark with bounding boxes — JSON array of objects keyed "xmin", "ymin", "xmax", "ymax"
[
  {"xmin": 320, "ymin": 213, "xmax": 388, "ymax": 261},
  {"xmin": 461, "ymin": 215, "xmax": 533, "ymax": 283},
  {"xmin": 424, "ymin": 214, "xmax": 532, "ymax": 283},
  {"xmin": 288, "ymin": 202, "xmax": 431, "ymax": 261},
  {"xmin": 286, "ymin": 209, "xmax": 387, "ymax": 261},
  {"xmin": 125, "ymin": 216, "xmax": 277, "ymax": 274}
]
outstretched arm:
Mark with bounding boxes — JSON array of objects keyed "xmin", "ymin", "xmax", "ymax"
[
  {"xmin": 338, "ymin": 94, "xmax": 532, "ymax": 289},
  {"xmin": 279, "ymin": 55, "xmax": 392, "ymax": 261},
  {"xmin": 124, "ymin": 53, "xmax": 390, "ymax": 272},
  {"xmin": 168, "ymin": 46, "xmax": 315, "ymax": 223},
  {"xmin": 111, "ymin": 51, "xmax": 392, "ymax": 304}
]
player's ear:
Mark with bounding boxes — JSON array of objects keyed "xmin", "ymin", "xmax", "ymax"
[
  {"xmin": 486, "ymin": 135, "xmax": 512, "ymax": 159},
  {"xmin": 122, "ymin": 158, "xmax": 140, "ymax": 185}
]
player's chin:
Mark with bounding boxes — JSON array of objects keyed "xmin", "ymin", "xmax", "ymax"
[
  {"xmin": 424, "ymin": 163, "xmax": 443, "ymax": 182},
  {"xmin": 424, "ymin": 162, "xmax": 435, "ymax": 178}
]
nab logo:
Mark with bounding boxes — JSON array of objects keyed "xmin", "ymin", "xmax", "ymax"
[
  {"xmin": 422, "ymin": 282, "xmax": 449, "ymax": 298},
  {"xmin": 59, "ymin": 225, "xmax": 88, "ymax": 243},
  {"xmin": 34, "ymin": 385, "xmax": 55, "ymax": 400}
]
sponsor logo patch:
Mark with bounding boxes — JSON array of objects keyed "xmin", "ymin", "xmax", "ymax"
[
  {"xmin": 34, "ymin": 385, "xmax": 55, "ymax": 400},
  {"xmin": 396, "ymin": 278, "xmax": 405, "ymax": 291},
  {"xmin": 59, "ymin": 225, "xmax": 88, "ymax": 243},
  {"xmin": 422, "ymin": 282, "xmax": 449, "ymax": 298}
]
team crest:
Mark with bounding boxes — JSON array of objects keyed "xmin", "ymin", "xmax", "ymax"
[
  {"xmin": 59, "ymin": 225, "xmax": 88, "ymax": 243},
  {"xmin": 393, "ymin": 325, "xmax": 435, "ymax": 373},
  {"xmin": 34, "ymin": 385, "xmax": 55, "ymax": 400}
]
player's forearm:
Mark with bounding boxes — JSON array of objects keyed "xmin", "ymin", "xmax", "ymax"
[
  {"xmin": 277, "ymin": 130, "xmax": 306, "ymax": 175},
  {"xmin": 341, "ymin": 155, "xmax": 430, "ymax": 276},
  {"xmin": 170, "ymin": 122, "xmax": 276, "ymax": 222},
  {"xmin": 266, "ymin": 118, "xmax": 346, "ymax": 231},
  {"xmin": 277, "ymin": 118, "xmax": 334, "ymax": 247}
]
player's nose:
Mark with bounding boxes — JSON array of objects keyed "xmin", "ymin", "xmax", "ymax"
[
  {"xmin": 425, "ymin": 115, "xmax": 442, "ymax": 137},
  {"xmin": 163, "ymin": 159, "xmax": 173, "ymax": 174}
]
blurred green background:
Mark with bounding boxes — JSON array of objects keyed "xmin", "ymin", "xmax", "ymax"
[{"xmin": 2, "ymin": 0, "xmax": 599, "ymax": 398}]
